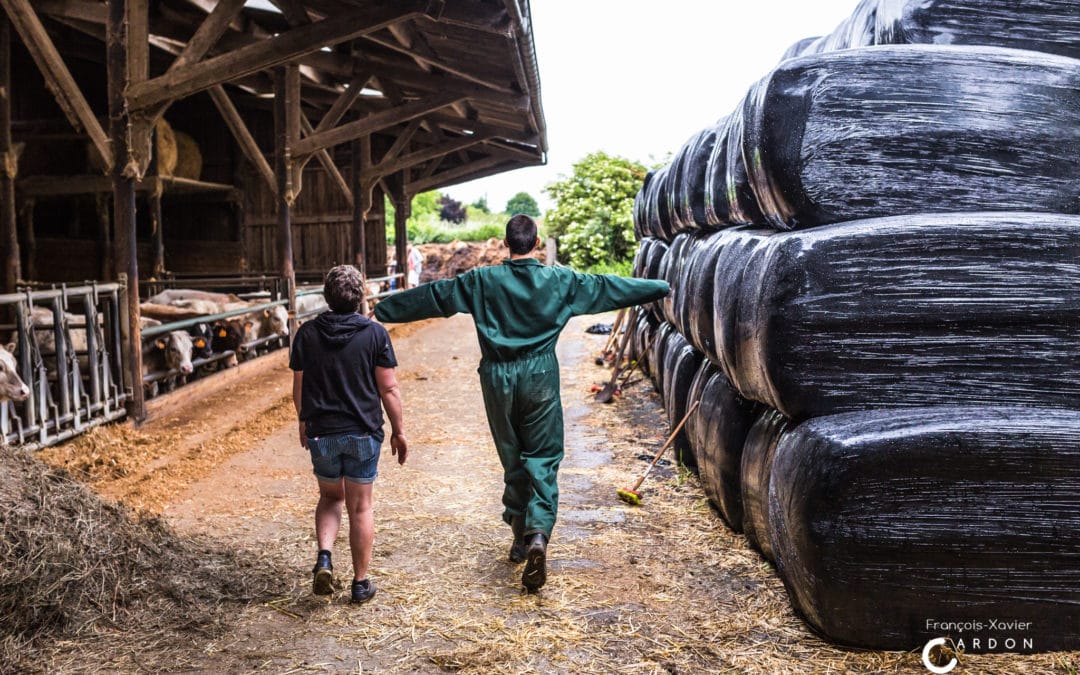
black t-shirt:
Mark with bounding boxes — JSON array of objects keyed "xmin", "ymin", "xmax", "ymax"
[{"xmin": 289, "ymin": 312, "xmax": 397, "ymax": 441}]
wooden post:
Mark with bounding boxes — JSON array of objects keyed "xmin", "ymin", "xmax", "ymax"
[
  {"xmin": 18, "ymin": 197, "xmax": 33, "ymax": 281},
  {"xmin": 149, "ymin": 182, "xmax": 165, "ymax": 278},
  {"xmin": 0, "ymin": 15, "xmax": 18, "ymax": 294},
  {"xmin": 388, "ymin": 173, "xmax": 409, "ymax": 288},
  {"xmin": 273, "ymin": 65, "xmax": 299, "ymax": 335},
  {"xmin": 95, "ymin": 193, "xmax": 112, "ymax": 280},
  {"xmin": 108, "ymin": 0, "xmax": 145, "ymax": 422},
  {"xmin": 349, "ymin": 137, "xmax": 367, "ymax": 276}
]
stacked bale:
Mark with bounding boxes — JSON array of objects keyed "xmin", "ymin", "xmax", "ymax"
[{"xmin": 628, "ymin": 0, "xmax": 1080, "ymax": 653}]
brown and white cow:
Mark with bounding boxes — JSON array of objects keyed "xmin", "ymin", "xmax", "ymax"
[{"xmin": 0, "ymin": 343, "xmax": 30, "ymax": 402}]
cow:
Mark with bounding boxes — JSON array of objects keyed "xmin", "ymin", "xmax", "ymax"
[
  {"xmin": 259, "ymin": 304, "xmax": 290, "ymax": 337},
  {"xmin": 188, "ymin": 322, "xmax": 213, "ymax": 360},
  {"xmin": 0, "ymin": 343, "xmax": 30, "ymax": 402},
  {"xmin": 141, "ymin": 330, "xmax": 195, "ymax": 396},
  {"xmin": 147, "ymin": 289, "xmax": 243, "ymax": 306}
]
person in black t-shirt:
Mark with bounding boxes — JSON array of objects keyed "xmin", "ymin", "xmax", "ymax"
[{"xmin": 290, "ymin": 265, "xmax": 407, "ymax": 604}]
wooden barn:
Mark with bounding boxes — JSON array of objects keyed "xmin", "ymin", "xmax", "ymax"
[{"xmin": 0, "ymin": 0, "xmax": 546, "ymax": 425}]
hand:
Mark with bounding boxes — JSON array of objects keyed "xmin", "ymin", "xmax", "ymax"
[
  {"xmin": 390, "ymin": 431, "xmax": 408, "ymax": 465},
  {"xmin": 298, "ymin": 421, "xmax": 307, "ymax": 449}
]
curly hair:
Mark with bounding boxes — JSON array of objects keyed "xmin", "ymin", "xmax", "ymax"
[{"xmin": 324, "ymin": 265, "xmax": 365, "ymax": 313}]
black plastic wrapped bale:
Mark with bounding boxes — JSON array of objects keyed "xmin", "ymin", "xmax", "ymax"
[
  {"xmin": 633, "ymin": 170, "xmax": 655, "ymax": 240},
  {"xmin": 672, "ymin": 234, "xmax": 713, "ymax": 340},
  {"xmin": 641, "ymin": 238, "xmax": 669, "ymax": 322},
  {"xmin": 630, "ymin": 312, "xmax": 656, "ymax": 379},
  {"xmin": 682, "ymin": 231, "xmax": 730, "ymax": 363},
  {"xmin": 875, "ymin": 0, "xmax": 1080, "ymax": 61},
  {"xmin": 733, "ymin": 212, "xmax": 1080, "ymax": 419},
  {"xmin": 704, "ymin": 104, "xmax": 764, "ymax": 227},
  {"xmin": 802, "ymin": 0, "xmax": 879, "ymax": 54},
  {"xmin": 779, "ymin": 36, "xmax": 822, "ymax": 61},
  {"xmin": 692, "ymin": 364, "xmax": 761, "ymax": 531},
  {"xmin": 770, "ymin": 406, "xmax": 1080, "ymax": 653},
  {"xmin": 661, "ymin": 234, "xmax": 691, "ymax": 328},
  {"xmin": 709, "ymin": 228, "xmax": 774, "ymax": 380},
  {"xmin": 663, "ymin": 137, "xmax": 696, "ymax": 236},
  {"xmin": 649, "ymin": 322, "xmax": 676, "ymax": 395},
  {"xmin": 675, "ymin": 126, "xmax": 719, "ymax": 231},
  {"xmin": 742, "ymin": 45, "xmax": 1080, "ymax": 230},
  {"xmin": 739, "ymin": 408, "xmax": 793, "ymax": 562},
  {"xmin": 661, "ymin": 331, "xmax": 703, "ymax": 472}
]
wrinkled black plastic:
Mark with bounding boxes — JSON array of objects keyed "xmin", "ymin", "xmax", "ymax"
[
  {"xmin": 770, "ymin": 406, "xmax": 1080, "ymax": 652},
  {"xmin": 660, "ymin": 331, "xmax": 703, "ymax": 472},
  {"xmin": 739, "ymin": 408, "xmax": 793, "ymax": 561},
  {"xmin": 686, "ymin": 362, "xmax": 761, "ymax": 530},
  {"xmin": 649, "ymin": 322, "xmax": 676, "ymax": 397},
  {"xmin": 731, "ymin": 212, "xmax": 1080, "ymax": 419},
  {"xmin": 744, "ymin": 45, "xmax": 1080, "ymax": 230},
  {"xmin": 709, "ymin": 228, "xmax": 774, "ymax": 379}
]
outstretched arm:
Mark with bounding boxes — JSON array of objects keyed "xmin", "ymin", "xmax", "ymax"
[
  {"xmin": 568, "ymin": 273, "xmax": 669, "ymax": 316},
  {"xmin": 374, "ymin": 274, "xmax": 474, "ymax": 323}
]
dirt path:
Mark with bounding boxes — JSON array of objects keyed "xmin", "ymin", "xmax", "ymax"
[{"xmin": 104, "ymin": 314, "xmax": 1069, "ymax": 675}]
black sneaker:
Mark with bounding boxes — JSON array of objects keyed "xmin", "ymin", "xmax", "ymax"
[
  {"xmin": 312, "ymin": 550, "xmax": 334, "ymax": 595},
  {"xmin": 522, "ymin": 533, "xmax": 547, "ymax": 592},
  {"xmin": 351, "ymin": 579, "xmax": 377, "ymax": 604},
  {"xmin": 509, "ymin": 516, "xmax": 526, "ymax": 563}
]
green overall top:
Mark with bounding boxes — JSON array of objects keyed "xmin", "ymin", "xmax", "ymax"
[{"xmin": 373, "ymin": 258, "xmax": 670, "ymax": 362}]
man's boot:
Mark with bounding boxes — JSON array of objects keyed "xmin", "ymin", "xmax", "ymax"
[
  {"xmin": 521, "ymin": 533, "xmax": 547, "ymax": 592},
  {"xmin": 509, "ymin": 516, "xmax": 526, "ymax": 563}
]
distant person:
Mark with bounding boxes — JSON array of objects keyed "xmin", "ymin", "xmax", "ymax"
[
  {"xmin": 290, "ymin": 265, "xmax": 408, "ymax": 604},
  {"xmin": 375, "ymin": 214, "xmax": 668, "ymax": 592},
  {"xmin": 407, "ymin": 244, "xmax": 424, "ymax": 287}
]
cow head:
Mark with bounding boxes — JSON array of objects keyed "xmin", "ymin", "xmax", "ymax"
[
  {"xmin": 188, "ymin": 323, "xmax": 213, "ymax": 359},
  {"xmin": 155, "ymin": 331, "xmax": 194, "ymax": 375},
  {"xmin": 0, "ymin": 343, "xmax": 30, "ymax": 402},
  {"xmin": 264, "ymin": 305, "xmax": 289, "ymax": 336},
  {"xmin": 211, "ymin": 320, "xmax": 252, "ymax": 352}
]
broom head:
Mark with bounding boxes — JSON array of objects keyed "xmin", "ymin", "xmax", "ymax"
[{"xmin": 617, "ymin": 487, "xmax": 642, "ymax": 506}]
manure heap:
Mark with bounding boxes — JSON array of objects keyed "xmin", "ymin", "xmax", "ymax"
[{"xmin": 628, "ymin": 0, "xmax": 1080, "ymax": 654}]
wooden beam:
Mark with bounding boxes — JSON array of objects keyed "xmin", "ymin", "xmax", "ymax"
[
  {"xmin": 293, "ymin": 91, "xmax": 463, "ymax": 158},
  {"xmin": 125, "ymin": 0, "xmax": 154, "ymax": 179},
  {"xmin": 370, "ymin": 132, "xmax": 493, "ymax": 184},
  {"xmin": 350, "ymin": 136, "xmax": 365, "ymax": 273},
  {"xmin": 127, "ymin": 1, "xmax": 439, "ymax": 112},
  {"xmin": 314, "ymin": 71, "xmax": 373, "ymax": 134},
  {"xmin": 300, "ymin": 114, "xmax": 352, "ymax": 208},
  {"xmin": 36, "ymin": 0, "xmax": 107, "ymax": 24},
  {"xmin": 407, "ymin": 152, "xmax": 518, "ymax": 194},
  {"xmin": 380, "ymin": 118, "xmax": 423, "ymax": 164},
  {"xmin": 268, "ymin": 0, "xmax": 311, "ymax": 26},
  {"xmin": 207, "ymin": 85, "xmax": 276, "ymax": 193},
  {"xmin": 362, "ymin": 32, "xmax": 513, "ymax": 94},
  {"xmin": 364, "ymin": 60, "xmax": 528, "ymax": 110},
  {"xmin": 107, "ymin": 0, "xmax": 144, "ymax": 422},
  {"xmin": 0, "ymin": 15, "xmax": 18, "ymax": 293},
  {"xmin": 167, "ymin": 0, "xmax": 246, "ymax": 73},
  {"xmin": 0, "ymin": 0, "xmax": 110, "ymax": 170}
]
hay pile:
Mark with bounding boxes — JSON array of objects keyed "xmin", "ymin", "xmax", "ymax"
[{"xmin": 0, "ymin": 444, "xmax": 285, "ymax": 674}]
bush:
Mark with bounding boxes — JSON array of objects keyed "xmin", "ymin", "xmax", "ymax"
[{"xmin": 544, "ymin": 152, "xmax": 646, "ymax": 270}]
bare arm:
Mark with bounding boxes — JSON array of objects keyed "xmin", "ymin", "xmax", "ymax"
[
  {"xmin": 293, "ymin": 370, "xmax": 305, "ymax": 449},
  {"xmin": 376, "ymin": 366, "xmax": 408, "ymax": 464}
]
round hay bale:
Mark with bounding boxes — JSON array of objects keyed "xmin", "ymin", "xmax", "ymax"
[
  {"xmin": 739, "ymin": 407, "xmax": 793, "ymax": 562},
  {"xmin": 155, "ymin": 117, "xmax": 178, "ymax": 177},
  {"xmin": 172, "ymin": 131, "xmax": 203, "ymax": 181}
]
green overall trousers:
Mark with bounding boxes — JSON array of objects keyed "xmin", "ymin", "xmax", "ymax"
[{"xmin": 375, "ymin": 258, "xmax": 669, "ymax": 538}]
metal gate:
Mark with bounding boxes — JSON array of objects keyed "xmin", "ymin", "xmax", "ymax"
[{"xmin": 0, "ymin": 283, "xmax": 127, "ymax": 449}]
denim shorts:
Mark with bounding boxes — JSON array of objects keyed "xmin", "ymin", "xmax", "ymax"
[{"xmin": 307, "ymin": 433, "xmax": 380, "ymax": 484}]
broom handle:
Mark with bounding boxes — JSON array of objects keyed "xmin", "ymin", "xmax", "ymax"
[
  {"xmin": 602, "ymin": 309, "xmax": 627, "ymax": 354},
  {"xmin": 631, "ymin": 399, "xmax": 700, "ymax": 493},
  {"xmin": 619, "ymin": 330, "xmax": 659, "ymax": 385}
]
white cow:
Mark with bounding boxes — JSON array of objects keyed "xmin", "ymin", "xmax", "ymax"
[
  {"xmin": 0, "ymin": 344, "xmax": 30, "ymax": 402},
  {"xmin": 143, "ymin": 331, "xmax": 194, "ymax": 377}
]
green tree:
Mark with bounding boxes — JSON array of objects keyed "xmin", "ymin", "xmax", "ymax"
[
  {"xmin": 470, "ymin": 196, "xmax": 491, "ymax": 214},
  {"xmin": 505, "ymin": 191, "xmax": 540, "ymax": 218},
  {"xmin": 543, "ymin": 152, "xmax": 646, "ymax": 271}
]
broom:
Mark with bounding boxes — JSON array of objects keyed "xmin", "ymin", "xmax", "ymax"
[{"xmin": 617, "ymin": 399, "xmax": 700, "ymax": 506}]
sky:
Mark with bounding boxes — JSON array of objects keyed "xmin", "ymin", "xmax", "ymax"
[{"xmin": 449, "ymin": 1, "xmax": 862, "ymax": 213}]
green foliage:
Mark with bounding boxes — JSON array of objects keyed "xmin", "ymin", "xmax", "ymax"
[
  {"xmin": 505, "ymin": 191, "xmax": 540, "ymax": 218},
  {"xmin": 583, "ymin": 258, "xmax": 634, "ymax": 277},
  {"xmin": 543, "ymin": 152, "xmax": 645, "ymax": 271},
  {"xmin": 470, "ymin": 196, "xmax": 491, "ymax": 214}
]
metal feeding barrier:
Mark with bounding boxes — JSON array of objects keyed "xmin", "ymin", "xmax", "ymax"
[
  {"xmin": 0, "ymin": 283, "xmax": 127, "ymax": 449},
  {"xmin": 140, "ymin": 297, "xmax": 289, "ymax": 394}
]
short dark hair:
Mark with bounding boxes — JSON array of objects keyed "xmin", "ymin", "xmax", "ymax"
[
  {"xmin": 505, "ymin": 214, "xmax": 538, "ymax": 255},
  {"xmin": 324, "ymin": 265, "xmax": 364, "ymax": 313}
]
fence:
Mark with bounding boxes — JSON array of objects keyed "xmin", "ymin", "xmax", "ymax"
[{"xmin": 0, "ymin": 283, "xmax": 128, "ymax": 449}]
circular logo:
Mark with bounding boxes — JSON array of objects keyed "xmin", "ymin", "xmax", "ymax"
[{"xmin": 922, "ymin": 637, "xmax": 958, "ymax": 674}]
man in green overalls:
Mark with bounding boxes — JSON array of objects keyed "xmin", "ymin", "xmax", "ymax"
[{"xmin": 374, "ymin": 214, "xmax": 669, "ymax": 592}]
